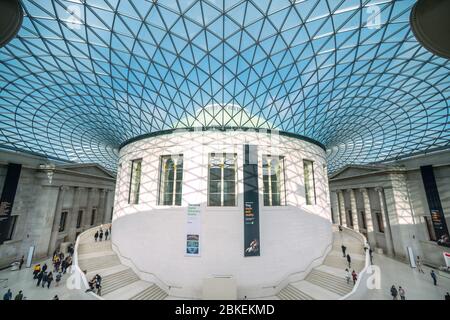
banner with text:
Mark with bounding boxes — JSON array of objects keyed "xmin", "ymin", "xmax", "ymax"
[
  {"xmin": 0, "ymin": 163, "xmax": 22, "ymax": 244},
  {"xmin": 186, "ymin": 204, "xmax": 201, "ymax": 256},
  {"xmin": 243, "ymin": 144, "xmax": 260, "ymax": 257}
]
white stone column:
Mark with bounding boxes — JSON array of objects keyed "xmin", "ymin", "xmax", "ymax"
[
  {"xmin": 337, "ymin": 190, "xmax": 347, "ymax": 226},
  {"xmin": 376, "ymin": 187, "xmax": 394, "ymax": 256},
  {"xmin": 47, "ymin": 186, "xmax": 68, "ymax": 255},
  {"xmin": 84, "ymin": 188, "xmax": 93, "ymax": 229},
  {"xmin": 348, "ymin": 189, "xmax": 359, "ymax": 232},
  {"xmin": 68, "ymin": 187, "xmax": 82, "ymax": 241},
  {"xmin": 97, "ymin": 189, "xmax": 106, "ymax": 226},
  {"xmin": 360, "ymin": 188, "xmax": 375, "ymax": 246}
]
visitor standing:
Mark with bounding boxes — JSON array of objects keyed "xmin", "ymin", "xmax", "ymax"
[
  {"xmin": 341, "ymin": 245, "xmax": 347, "ymax": 257},
  {"xmin": 346, "ymin": 254, "xmax": 351, "ymax": 268},
  {"xmin": 46, "ymin": 272, "xmax": 54, "ymax": 289},
  {"xmin": 398, "ymin": 286, "xmax": 406, "ymax": 300},
  {"xmin": 19, "ymin": 255, "xmax": 25, "ymax": 270},
  {"xmin": 416, "ymin": 256, "xmax": 425, "ymax": 273},
  {"xmin": 345, "ymin": 268, "xmax": 351, "ymax": 284},
  {"xmin": 14, "ymin": 290, "xmax": 24, "ymax": 300},
  {"xmin": 94, "ymin": 231, "xmax": 99, "ymax": 242},
  {"xmin": 430, "ymin": 270, "xmax": 437, "ymax": 286},
  {"xmin": 369, "ymin": 248, "xmax": 373, "ymax": 265},
  {"xmin": 3, "ymin": 289, "xmax": 12, "ymax": 300},
  {"xmin": 390, "ymin": 285, "xmax": 398, "ymax": 300},
  {"xmin": 99, "ymin": 230, "xmax": 104, "ymax": 242},
  {"xmin": 105, "ymin": 229, "xmax": 109, "ymax": 241},
  {"xmin": 351, "ymin": 270, "xmax": 358, "ymax": 285}
]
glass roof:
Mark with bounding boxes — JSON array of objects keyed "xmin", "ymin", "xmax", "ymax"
[{"xmin": 0, "ymin": 0, "xmax": 449, "ymax": 173}]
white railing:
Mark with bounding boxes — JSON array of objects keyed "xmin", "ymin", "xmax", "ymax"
[
  {"xmin": 72, "ymin": 225, "xmax": 111, "ymax": 300},
  {"xmin": 338, "ymin": 225, "xmax": 371, "ymax": 300}
]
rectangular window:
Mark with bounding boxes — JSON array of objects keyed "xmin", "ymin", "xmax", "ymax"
[
  {"xmin": 424, "ymin": 216, "xmax": 437, "ymax": 241},
  {"xmin": 303, "ymin": 160, "xmax": 316, "ymax": 205},
  {"xmin": 90, "ymin": 208, "xmax": 96, "ymax": 226},
  {"xmin": 208, "ymin": 153, "xmax": 237, "ymax": 207},
  {"xmin": 375, "ymin": 212, "xmax": 385, "ymax": 233},
  {"xmin": 6, "ymin": 215, "xmax": 18, "ymax": 241},
  {"xmin": 59, "ymin": 211, "xmax": 68, "ymax": 232},
  {"xmin": 360, "ymin": 211, "xmax": 367, "ymax": 229},
  {"xmin": 262, "ymin": 155, "xmax": 286, "ymax": 206},
  {"xmin": 76, "ymin": 210, "xmax": 83, "ymax": 229},
  {"xmin": 158, "ymin": 155, "xmax": 183, "ymax": 206},
  {"xmin": 128, "ymin": 159, "xmax": 142, "ymax": 204}
]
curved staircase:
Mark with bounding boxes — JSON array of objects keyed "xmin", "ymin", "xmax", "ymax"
[
  {"xmin": 276, "ymin": 226, "xmax": 367, "ymax": 300},
  {"xmin": 75, "ymin": 226, "xmax": 168, "ymax": 300}
]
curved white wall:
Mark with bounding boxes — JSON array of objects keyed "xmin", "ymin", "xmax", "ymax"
[{"xmin": 112, "ymin": 130, "xmax": 332, "ymax": 298}]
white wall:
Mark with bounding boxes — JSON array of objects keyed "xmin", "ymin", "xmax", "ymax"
[{"xmin": 112, "ymin": 130, "xmax": 332, "ymax": 298}]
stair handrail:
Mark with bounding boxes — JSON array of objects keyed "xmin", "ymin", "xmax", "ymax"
[
  {"xmin": 338, "ymin": 225, "xmax": 371, "ymax": 300},
  {"xmin": 73, "ymin": 224, "xmax": 111, "ymax": 300}
]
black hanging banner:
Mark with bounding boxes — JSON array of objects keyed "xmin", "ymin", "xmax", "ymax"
[
  {"xmin": 0, "ymin": 163, "xmax": 22, "ymax": 244},
  {"xmin": 243, "ymin": 144, "xmax": 260, "ymax": 257},
  {"xmin": 420, "ymin": 165, "xmax": 450, "ymax": 247}
]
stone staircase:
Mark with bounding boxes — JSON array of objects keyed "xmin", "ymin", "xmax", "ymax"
[
  {"xmin": 75, "ymin": 225, "xmax": 168, "ymax": 300},
  {"xmin": 276, "ymin": 226, "xmax": 367, "ymax": 300}
]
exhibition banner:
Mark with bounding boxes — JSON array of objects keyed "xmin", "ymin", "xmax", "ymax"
[
  {"xmin": 420, "ymin": 165, "xmax": 450, "ymax": 247},
  {"xmin": 186, "ymin": 203, "xmax": 201, "ymax": 256},
  {"xmin": 243, "ymin": 144, "xmax": 260, "ymax": 257},
  {"xmin": 0, "ymin": 163, "xmax": 22, "ymax": 244}
]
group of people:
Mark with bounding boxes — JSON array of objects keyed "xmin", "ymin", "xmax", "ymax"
[
  {"xmin": 86, "ymin": 274, "xmax": 102, "ymax": 295},
  {"xmin": 340, "ymin": 244, "xmax": 359, "ymax": 285},
  {"xmin": 32, "ymin": 247, "xmax": 73, "ymax": 290},
  {"xmin": 390, "ymin": 285, "xmax": 407, "ymax": 300},
  {"xmin": 94, "ymin": 226, "xmax": 110, "ymax": 242},
  {"xmin": 3, "ymin": 289, "xmax": 25, "ymax": 300}
]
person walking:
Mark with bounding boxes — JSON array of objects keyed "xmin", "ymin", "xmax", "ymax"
[
  {"xmin": 42, "ymin": 263, "xmax": 48, "ymax": 272},
  {"xmin": 41, "ymin": 271, "xmax": 48, "ymax": 288},
  {"xmin": 14, "ymin": 290, "xmax": 24, "ymax": 300},
  {"xmin": 105, "ymin": 229, "xmax": 109, "ymax": 241},
  {"xmin": 430, "ymin": 270, "xmax": 437, "ymax": 286},
  {"xmin": 351, "ymin": 270, "xmax": 358, "ymax": 285},
  {"xmin": 341, "ymin": 245, "xmax": 347, "ymax": 257},
  {"xmin": 416, "ymin": 256, "xmax": 425, "ymax": 273},
  {"xmin": 345, "ymin": 268, "xmax": 351, "ymax": 284},
  {"xmin": 36, "ymin": 270, "xmax": 44, "ymax": 287},
  {"xmin": 398, "ymin": 286, "xmax": 406, "ymax": 300},
  {"xmin": 369, "ymin": 248, "xmax": 373, "ymax": 265},
  {"xmin": 94, "ymin": 230, "xmax": 99, "ymax": 242},
  {"xmin": 390, "ymin": 285, "xmax": 398, "ymax": 300},
  {"xmin": 3, "ymin": 289, "xmax": 12, "ymax": 300},
  {"xmin": 46, "ymin": 272, "xmax": 54, "ymax": 289},
  {"xmin": 99, "ymin": 230, "xmax": 104, "ymax": 242},
  {"xmin": 55, "ymin": 272, "xmax": 62, "ymax": 287},
  {"xmin": 346, "ymin": 254, "xmax": 351, "ymax": 268},
  {"xmin": 33, "ymin": 264, "xmax": 41, "ymax": 279},
  {"xmin": 19, "ymin": 255, "xmax": 25, "ymax": 270}
]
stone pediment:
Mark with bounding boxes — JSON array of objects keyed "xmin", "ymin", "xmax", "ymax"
[
  {"xmin": 330, "ymin": 165, "xmax": 388, "ymax": 180},
  {"xmin": 56, "ymin": 163, "xmax": 114, "ymax": 178}
]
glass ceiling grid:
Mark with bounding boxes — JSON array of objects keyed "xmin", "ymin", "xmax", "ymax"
[{"xmin": 0, "ymin": 0, "xmax": 448, "ymax": 172}]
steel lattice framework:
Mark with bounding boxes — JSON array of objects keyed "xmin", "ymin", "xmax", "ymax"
[{"xmin": 0, "ymin": 0, "xmax": 449, "ymax": 173}]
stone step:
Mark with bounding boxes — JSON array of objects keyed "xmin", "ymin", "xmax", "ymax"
[
  {"xmin": 290, "ymin": 280, "xmax": 340, "ymax": 300},
  {"xmin": 102, "ymin": 280, "xmax": 152, "ymax": 300},
  {"xmin": 131, "ymin": 284, "xmax": 168, "ymax": 300},
  {"xmin": 277, "ymin": 284, "xmax": 314, "ymax": 300},
  {"xmin": 306, "ymin": 269, "xmax": 353, "ymax": 296},
  {"xmin": 78, "ymin": 254, "xmax": 121, "ymax": 272},
  {"xmin": 100, "ymin": 268, "xmax": 140, "ymax": 296},
  {"xmin": 78, "ymin": 241, "xmax": 112, "ymax": 254}
]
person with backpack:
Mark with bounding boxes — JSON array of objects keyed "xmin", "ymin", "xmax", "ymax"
[
  {"xmin": 390, "ymin": 285, "xmax": 398, "ymax": 300},
  {"xmin": 55, "ymin": 272, "xmax": 62, "ymax": 287}
]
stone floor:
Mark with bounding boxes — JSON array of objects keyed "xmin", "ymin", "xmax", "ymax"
[
  {"xmin": 348, "ymin": 253, "xmax": 450, "ymax": 300},
  {"xmin": 0, "ymin": 257, "xmax": 95, "ymax": 300},
  {"xmin": 1, "ymin": 253, "xmax": 449, "ymax": 300}
]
